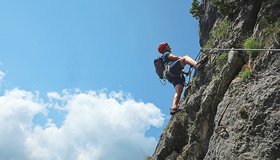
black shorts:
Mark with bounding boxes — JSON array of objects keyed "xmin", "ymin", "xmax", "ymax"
[{"xmin": 167, "ymin": 60, "xmax": 185, "ymax": 87}]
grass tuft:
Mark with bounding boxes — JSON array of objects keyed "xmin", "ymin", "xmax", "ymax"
[
  {"xmin": 243, "ymin": 37, "xmax": 262, "ymax": 58},
  {"xmin": 213, "ymin": 19, "xmax": 231, "ymax": 40},
  {"xmin": 239, "ymin": 66, "xmax": 251, "ymax": 81}
]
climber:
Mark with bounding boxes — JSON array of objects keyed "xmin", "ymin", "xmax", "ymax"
[{"xmin": 157, "ymin": 42, "xmax": 208, "ymax": 116}]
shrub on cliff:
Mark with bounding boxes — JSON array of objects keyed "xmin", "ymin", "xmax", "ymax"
[
  {"xmin": 243, "ymin": 37, "xmax": 262, "ymax": 58},
  {"xmin": 190, "ymin": 0, "xmax": 201, "ymax": 20}
]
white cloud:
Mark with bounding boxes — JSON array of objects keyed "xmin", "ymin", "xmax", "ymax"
[
  {"xmin": 0, "ymin": 89, "xmax": 164, "ymax": 160},
  {"xmin": 0, "ymin": 88, "xmax": 44, "ymax": 160},
  {"xmin": 0, "ymin": 70, "xmax": 5, "ymax": 81},
  {"xmin": 47, "ymin": 92, "xmax": 62, "ymax": 100}
]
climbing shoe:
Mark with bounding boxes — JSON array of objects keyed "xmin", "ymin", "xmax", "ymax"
[
  {"xmin": 170, "ymin": 107, "xmax": 183, "ymax": 116},
  {"xmin": 195, "ymin": 55, "xmax": 208, "ymax": 70}
]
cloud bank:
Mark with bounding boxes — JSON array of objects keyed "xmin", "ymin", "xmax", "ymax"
[{"xmin": 0, "ymin": 88, "xmax": 164, "ymax": 160}]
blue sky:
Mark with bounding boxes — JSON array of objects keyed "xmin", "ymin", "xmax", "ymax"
[{"xmin": 0, "ymin": 0, "xmax": 199, "ymax": 159}]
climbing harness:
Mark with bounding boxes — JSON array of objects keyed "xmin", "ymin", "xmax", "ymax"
[{"xmin": 160, "ymin": 69, "xmax": 189, "ymax": 86}]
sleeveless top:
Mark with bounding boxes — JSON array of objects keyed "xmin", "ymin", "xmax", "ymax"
[{"xmin": 161, "ymin": 52, "xmax": 174, "ymax": 66}]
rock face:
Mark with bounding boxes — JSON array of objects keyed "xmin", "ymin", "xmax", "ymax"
[{"xmin": 152, "ymin": 0, "xmax": 280, "ymax": 160}]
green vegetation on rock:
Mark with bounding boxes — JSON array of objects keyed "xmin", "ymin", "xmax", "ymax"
[
  {"xmin": 262, "ymin": 21, "xmax": 280, "ymax": 45},
  {"xmin": 239, "ymin": 67, "xmax": 251, "ymax": 80},
  {"xmin": 213, "ymin": 52, "xmax": 228, "ymax": 75},
  {"xmin": 205, "ymin": 39, "xmax": 215, "ymax": 49},
  {"xmin": 190, "ymin": 0, "xmax": 201, "ymax": 20},
  {"xmin": 214, "ymin": 52, "xmax": 228, "ymax": 66},
  {"xmin": 213, "ymin": 18, "xmax": 231, "ymax": 40},
  {"xmin": 203, "ymin": 18, "xmax": 231, "ymax": 48},
  {"xmin": 243, "ymin": 37, "xmax": 262, "ymax": 58},
  {"xmin": 209, "ymin": 0, "xmax": 233, "ymax": 15}
]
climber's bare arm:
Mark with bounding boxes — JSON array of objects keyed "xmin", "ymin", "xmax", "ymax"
[{"xmin": 168, "ymin": 53, "xmax": 181, "ymax": 61}]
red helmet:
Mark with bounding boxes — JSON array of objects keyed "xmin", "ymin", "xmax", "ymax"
[{"xmin": 158, "ymin": 42, "xmax": 168, "ymax": 53}]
